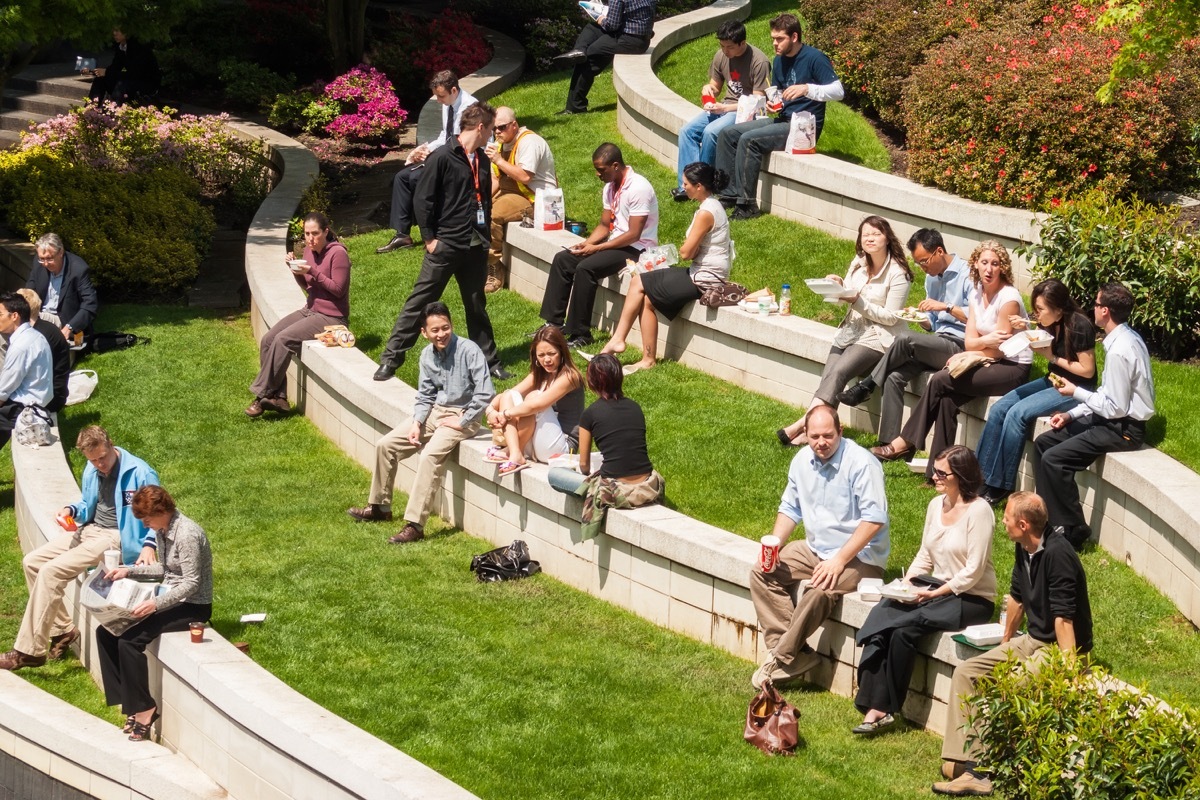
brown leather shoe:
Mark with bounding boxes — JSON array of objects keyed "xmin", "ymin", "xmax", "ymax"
[
  {"xmin": 388, "ymin": 523, "xmax": 425, "ymax": 544},
  {"xmin": 0, "ymin": 649, "xmax": 47, "ymax": 670},
  {"xmin": 244, "ymin": 399, "xmax": 264, "ymax": 418},
  {"xmin": 484, "ymin": 276, "xmax": 503, "ymax": 294},
  {"xmin": 48, "ymin": 628, "xmax": 80, "ymax": 659},
  {"xmin": 347, "ymin": 504, "xmax": 393, "ymax": 522},
  {"xmin": 870, "ymin": 442, "xmax": 913, "ymax": 462},
  {"xmin": 260, "ymin": 396, "xmax": 290, "ymax": 413}
]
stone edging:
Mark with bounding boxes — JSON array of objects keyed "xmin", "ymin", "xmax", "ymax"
[{"xmin": 610, "ymin": 0, "xmax": 1044, "ymax": 290}]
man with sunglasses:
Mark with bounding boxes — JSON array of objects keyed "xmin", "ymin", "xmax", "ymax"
[
  {"xmin": 836, "ymin": 228, "xmax": 971, "ymax": 445},
  {"xmin": 1034, "ymin": 281, "xmax": 1154, "ymax": 550},
  {"xmin": 374, "ymin": 102, "xmax": 509, "ymax": 383},
  {"xmin": 484, "ymin": 107, "xmax": 558, "ymax": 293}
]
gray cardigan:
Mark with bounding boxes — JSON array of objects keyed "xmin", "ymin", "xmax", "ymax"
[{"xmin": 127, "ymin": 512, "xmax": 213, "ymax": 611}]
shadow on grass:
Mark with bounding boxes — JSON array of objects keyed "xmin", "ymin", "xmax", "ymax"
[{"xmin": 1145, "ymin": 414, "xmax": 1167, "ymax": 448}]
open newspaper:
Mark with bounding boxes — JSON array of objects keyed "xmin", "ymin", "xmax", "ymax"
[{"xmin": 80, "ymin": 569, "xmax": 162, "ymax": 635}]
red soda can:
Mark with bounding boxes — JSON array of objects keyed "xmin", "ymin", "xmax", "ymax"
[
  {"xmin": 701, "ymin": 88, "xmax": 716, "ymax": 106},
  {"xmin": 760, "ymin": 535, "xmax": 781, "ymax": 572}
]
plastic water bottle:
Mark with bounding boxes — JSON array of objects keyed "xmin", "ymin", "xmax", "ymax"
[
  {"xmin": 999, "ymin": 594, "xmax": 1010, "ymax": 630},
  {"xmin": 780, "ymin": 284, "xmax": 792, "ymax": 316}
]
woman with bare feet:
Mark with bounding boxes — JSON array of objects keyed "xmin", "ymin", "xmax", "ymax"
[
  {"xmin": 483, "ymin": 325, "xmax": 584, "ymax": 476},
  {"xmin": 775, "ymin": 215, "xmax": 912, "ymax": 447},
  {"xmin": 599, "ymin": 162, "xmax": 731, "ymax": 373}
]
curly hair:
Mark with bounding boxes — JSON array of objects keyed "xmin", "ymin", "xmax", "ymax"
[{"xmin": 967, "ymin": 240, "xmax": 1014, "ymax": 289}]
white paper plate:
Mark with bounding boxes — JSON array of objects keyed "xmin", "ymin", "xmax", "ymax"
[{"xmin": 804, "ymin": 278, "xmax": 855, "ymax": 300}]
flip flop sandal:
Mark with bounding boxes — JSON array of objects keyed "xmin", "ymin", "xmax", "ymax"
[
  {"xmin": 483, "ymin": 446, "xmax": 509, "ymax": 463},
  {"xmin": 497, "ymin": 460, "xmax": 528, "ymax": 477}
]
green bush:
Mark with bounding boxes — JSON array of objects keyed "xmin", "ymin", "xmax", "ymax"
[
  {"xmin": 1018, "ymin": 190, "xmax": 1200, "ymax": 360},
  {"xmin": 969, "ymin": 647, "xmax": 1200, "ymax": 799},
  {"xmin": 218, "ymin": 58, "xmax": 296, "ymax": 110},
  {"xmin": 268, "ymin": 89, "xmax": 322, "ymax": 132},
  {"xmin": 0, "ymin": 149, "xmax": 216, "ymax": 300},
  {"xmin": 903, "ymin": 6, "xmax": 1184, "ymax": 210}
]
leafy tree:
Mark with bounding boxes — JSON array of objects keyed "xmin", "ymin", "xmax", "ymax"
[
  {"xmin": 1095, "ymin": 0, "xmax": 1200, "ymax": 101},
  {"xmin": 325, "ymin": 0, "xmax": 370, "ymax": 73},
  {"xmin": 0, "ymin": 0, "xmax": 203, "ymax": 95}
]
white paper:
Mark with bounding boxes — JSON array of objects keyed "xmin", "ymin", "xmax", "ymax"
[{"xmin": 240, "ymin": 613, "xmax": 267, "ymax": 624}]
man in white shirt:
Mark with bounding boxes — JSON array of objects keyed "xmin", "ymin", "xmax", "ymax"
[
  {"xmin": 1034, "ymin": 281, "xmax": 1155, "ymax": 550},
  {"xmin": 485, "ymin": 106, "xmax": 558, "ymax": 292},
  {"xmin": 377, "ymin": 70, "xmax": 477, "ymax": 254},
  {"xmin": 751, "ymin": 405, "xmax": 889, "ymax": 689},
  {"xmin": 534, "ymin": 142, "xmax": 658, "ymax": 348},
  {"xmin": 0, "ymin": 292, "xmax": 53, "ymax": 451}
]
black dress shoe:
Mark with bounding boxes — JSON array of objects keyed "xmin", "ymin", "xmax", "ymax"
[
  {"xmin": 489, "ymin": 365, "xmax": 513, "ymax": 381},
  {"xmin": 980, "ymin": 487, "xmax": 1011, "ymax": 507},
  {"xmin": 376, "ymin": 234, "xmax": 414, "ymax": 254},
  {"xmin": 555, "ymin": 108, "xmax": 582, "ymax": 116},
  {"xmin": 671, "ymin": 187, "xmax": 689, "ymax": 202},
  {"xmin": 731, "ymin": 204, "xmax": 763, "ymax": 220},
  {"xmin": 374, "ymin": 361, "xmax": 399, "ymax": 381},
  {"xmin": 837, "ymin": 381, "xmax": 875, "ymax": 407},
  {"xmin": 552, "ymin": 49, "xmax": 587, "ymax": 67},
  {"xmin": 567, "ymin": 334, "xmax": 594, "ymax": 348}
]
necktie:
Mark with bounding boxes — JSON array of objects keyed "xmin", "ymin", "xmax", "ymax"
[{"xmin": 444, "ymin": 104, "xmax": 453, "ymax": 142}]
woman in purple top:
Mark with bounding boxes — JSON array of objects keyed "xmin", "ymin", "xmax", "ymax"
[{"xmin": 246, "ymin": 212, "xmax": 350, "ymax": 417}]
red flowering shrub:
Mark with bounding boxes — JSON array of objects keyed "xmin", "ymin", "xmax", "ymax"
[
  {"xmin": 903, "ymin": 5, "xmax": 1192, "ymax": 208},
  {"xmin": 322, "ymin": 66, "xmax": 408, "ymax": 140},
  {"xmin": 805, "ymin": 0, "xmax": 1049, "ymax": 130}
]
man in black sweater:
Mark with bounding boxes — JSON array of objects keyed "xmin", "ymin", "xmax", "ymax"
[
  {"xmin": 933, "ymin": 491, "xmax": 1092, "ymax": 797},
  {"xmin": 17, "ymin": 289, "xmax": 70, "ymax": 412},
  {"xmin": 374, "ymin": 102, "xmax": 509, "ymax": 383}
]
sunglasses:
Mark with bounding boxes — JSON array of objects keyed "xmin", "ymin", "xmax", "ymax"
[
  {"xmin": 493, "ymin": 121, "xmax": 515, "ymax": 134},
  {"xmin": 932, "ymin": 467, "xmax": 953, "ymax": 480}
]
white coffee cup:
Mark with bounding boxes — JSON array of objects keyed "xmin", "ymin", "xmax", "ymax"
[{"xmin": 103, "ymin": 549, "xmax": 120, "ymax": 571}]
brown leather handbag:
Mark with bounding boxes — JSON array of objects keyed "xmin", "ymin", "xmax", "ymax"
[{"xmin": 744, "ymin": 679, "xmax": 799, "ymax": 755}]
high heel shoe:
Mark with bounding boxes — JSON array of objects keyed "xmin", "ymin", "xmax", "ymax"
[{"xmin": 128, "ymin": 709, "xmax": 160, "ymax": 742}]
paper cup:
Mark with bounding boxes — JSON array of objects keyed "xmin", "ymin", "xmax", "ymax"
[
  {"xmin": 760, "ymin": 535, "xmax": 781, "ymax": 572},
  {"xmin": 103, "ymin": 549, "xmax": 120, "ymax": 571},
  {"xmin": 189, "ymin": 622, "xmax": 205, "ymax": 643}
]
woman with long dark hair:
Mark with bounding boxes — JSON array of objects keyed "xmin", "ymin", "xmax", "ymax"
[
  {"xmin": 776, "ymin": 215, "xmax": 912, "ymax": 446},
  {"xmin": 600, "ymin": 161, "xmax": 732, "ymax": 372},
  {"xmin": 975, "ymin": 279, "xmax": 1096, "ymax": 505},
  {"xmin": 246, "ymin": 212, "xmax": 349, "ymax": 417},
  {"xmin": 484, "ymin": 325, "xmax": 584, "ymax": 477},
  {"xmin": 852, "ymin": 446, "xmax": 995, "ymax": 735}
]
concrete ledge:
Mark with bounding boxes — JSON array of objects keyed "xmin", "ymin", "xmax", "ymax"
[{"xmin": 611, "ymin": 0, "xmax": 1044, "ymax": 289}]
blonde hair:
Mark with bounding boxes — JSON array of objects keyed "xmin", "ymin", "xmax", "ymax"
[
  {"xmin": 1007, "ymin": 491, "xmax": 1048, "ymax": 532},
  {"xmin": 76, "ymin": 425, "xmax": 112, "ymax": 452},
  {"xmin": 16, "ymin": 288, "xmax": 41, "ymax": 318},
  {"xmin": 968, "ymin": 239, "xmax": 1015, "ymax": 289}
]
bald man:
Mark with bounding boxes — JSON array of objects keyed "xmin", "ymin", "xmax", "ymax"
[{"xmin": 484, "ymin": 107, "xmax": 557, "ymax": 292}]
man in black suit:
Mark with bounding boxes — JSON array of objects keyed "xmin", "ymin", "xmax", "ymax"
[{"xmin": 25, "ymin": 233, "xmax": 99, "ymax": 345}]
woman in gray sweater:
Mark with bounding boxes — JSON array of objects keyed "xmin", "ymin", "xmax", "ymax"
[{"xmin": 97, "ymin": 485, "xmax": 213, "ymax": 741}]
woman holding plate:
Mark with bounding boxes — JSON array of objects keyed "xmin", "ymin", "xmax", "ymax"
[
  {"xmin": 852, "ymin": 446, "xmax": 996, "ymax": 735},
  {"xmin": 775, "ymin": 215, "xmax": 912, "ymax": 446},
  {"xmin": 975, "ymin": 279, "xmax": 1096, "ymax": 506}
]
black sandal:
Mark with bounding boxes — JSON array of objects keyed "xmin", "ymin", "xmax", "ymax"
[
  {"xmin": 122, "ymin": 714, "xmax": 136, "ymax": 734},
  {"xmin": 128, "ymin": 710, "xmax": 160, "ymax": 742}
]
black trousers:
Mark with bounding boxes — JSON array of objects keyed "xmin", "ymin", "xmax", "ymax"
[
  {"xmin": 381, "ymin": 242, "xmax": 499, "ymax": 368},
  {"xmin": 565, "ymin": 23, "xmax": 651, "ymax": 113},
  {"xmin": 855, "ymin": 594, "xmax": 994, "ymax": 714},
  {"xmin": 1034, "ymin": 415, "xmax": 1145, "ymax": 536},
  {"xmin": 96, "ymin": 602, "xmax": 212, "ymax": 715},
  {"xmin": 870, "ymin": 330, "xmax": 964, "ymax": 444},
  {"xmin": 0, "ymin": 400, "xmax": 30, "ymax": 449},
  {"xmin": 388, "ymin": 163, "xmax": 425, "ymax": 234},
  {"xmin": 539, "ymin": 246, "xmax": 640, "ymax": 338}
]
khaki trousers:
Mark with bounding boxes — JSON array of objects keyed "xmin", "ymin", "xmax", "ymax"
[
  {"xmin": 488, "ymin": 191, "xmax": 532, "ymax": 280},
  {"xmin": 750, "ymin": 539, "xmax": 883, "ymax": 670},
  {"xmin": 369, "ymin": 405, "xmax": 481, "ymax": 526},
  {"xmin": 17, "ymin": 524, "xmax": 119, "ymax": 656},
  {"xmin": 942, "ymin": 633, "xmax": 1053, "ymax": 763}
]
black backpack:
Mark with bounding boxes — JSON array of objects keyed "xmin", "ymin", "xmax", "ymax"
[{"xmin": 90, "ymin": 331, "xmax": 151, "ymax": 353}]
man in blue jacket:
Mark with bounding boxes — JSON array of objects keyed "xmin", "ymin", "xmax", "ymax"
[{"xmin": 0, "ymin": 425, "xmax": 159, "ymax": 670}]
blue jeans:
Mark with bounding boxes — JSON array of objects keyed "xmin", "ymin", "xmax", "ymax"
[
  {"xmin": 975, "ymin": 378, "xmax": 1078, "ymax": 491},
  {"xmin": 677, "ymin": 111, "xmax": 736, "ymax": 187},
  {"xmin": 548, "ymin": 466, "xmax": 587, "ymax": 494}
]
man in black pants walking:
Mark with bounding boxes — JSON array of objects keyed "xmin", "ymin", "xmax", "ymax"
[
  {"xmin": 1034, "ymin": 282, "xmax": 1155, "ymax": 549},
  {"xmin": 555, "ymin": 0, "xmax": 656, "ymax": 115},
  {"xmin": 374, "ymin": 102, "xmax": 510, "ymax": 382}
]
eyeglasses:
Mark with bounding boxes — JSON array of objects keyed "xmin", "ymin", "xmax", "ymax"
[
  {"xmin": 493, "ymin": 121, "xmax": 515, "ymax": 134},
  {"xmin": 914, "ymin": 250, "xmax": 941, "ymax": 268},
  {"xmin": 932, "ymin": 467, "xmax": 953, "ymax": 480}
]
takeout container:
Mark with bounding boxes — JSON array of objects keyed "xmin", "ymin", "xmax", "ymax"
[
  {"xmin": 804, "ymin": 278, "xmax": 856, "ymax": 303},
  {"xmin": 961, "ymin": 623, "xmax": 1005, "ymax": 647},
  {"xmin": 857, "ymin": 577, "xmax": 884, "ymax": 603},
  {"xmin": 999, "ymin": 329, "xmax": 1055, "ymax": 359}
]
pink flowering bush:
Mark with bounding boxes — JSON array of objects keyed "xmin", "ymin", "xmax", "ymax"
[
  {"xmin": 903, "ymin": 5, "xmax": 1198, "ymax": 208},
  {"xmin": 320, "ymin": 66, "xmax": 408, "ymax": 140}
]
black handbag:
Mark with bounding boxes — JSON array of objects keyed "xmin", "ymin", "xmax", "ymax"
[{"xmin": 469, "ymin": 539, "xmax": 541, "ymax": 583}]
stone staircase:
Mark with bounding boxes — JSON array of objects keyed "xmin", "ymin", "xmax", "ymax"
[{"xmin": 1, "ymin": 64, "xmax": 89, "ymax": 148}]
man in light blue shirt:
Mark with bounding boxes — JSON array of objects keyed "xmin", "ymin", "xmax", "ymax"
[
  {"xmin": 0, "ymin": 291, "xmax": 53, "ymax": 450},
  {"xmin": 751, "ymin": 405, "xmax": 889, "ymax": 688},
  {"xmin": 837, "ymin": 228, "xmax": 972, "ymax": 443}
]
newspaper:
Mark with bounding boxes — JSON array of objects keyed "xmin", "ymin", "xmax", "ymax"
[{"xmin": 80, "ymin": 569, "xmax": 161, "ymax": 635}]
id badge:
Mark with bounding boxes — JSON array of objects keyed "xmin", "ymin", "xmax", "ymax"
[{"xmin": 476, "ymin": 205, "xmax": 485, "ymax": 226}]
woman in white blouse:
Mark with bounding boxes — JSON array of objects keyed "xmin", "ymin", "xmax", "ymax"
[
  {"xmin": 776, "ymin": 215, "xmax": 912, "ymax": 446},
  {"xmin": 872, "ymin": 240, "xmax": 1031, "ymax": 482},
  {"xmin": 852, "ymin": 445, "xmax": 996, "ymax": 735}
]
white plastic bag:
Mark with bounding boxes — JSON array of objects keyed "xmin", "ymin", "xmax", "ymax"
[
  {"xmin": 66, "ymin": 369, "xmax": 98, "ymax": 406},
  {"xmin": 533, "ymin": 187, "xmax": 565, "ymax": 231},
  {"xmin": 786, "ymin": 111, "xmax": 818, "ymax": 154},
  {"xmin": 735, "ymin": 94, "xmax": 765, "ymax": 124}
]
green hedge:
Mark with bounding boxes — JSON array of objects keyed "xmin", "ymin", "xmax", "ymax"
[{"xmin": 0, "ymin": 149, "xmax": 215, "ymax": 300}]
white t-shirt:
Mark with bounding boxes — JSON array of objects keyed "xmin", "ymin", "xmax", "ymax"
[
  {"xmin": 686, "ymin": 196, "xmax": 731, "ymax": 284},
  {"xmin": 503, "ymin": 128, "xmax": 557, "ymax": 195},
  {"xmin": 970, "ymin": 283, "xmax": 1031, "ymax": 364},
  {"xmin": 603, "ymin": 167, "xmax": 659, "ymax": 251}
]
